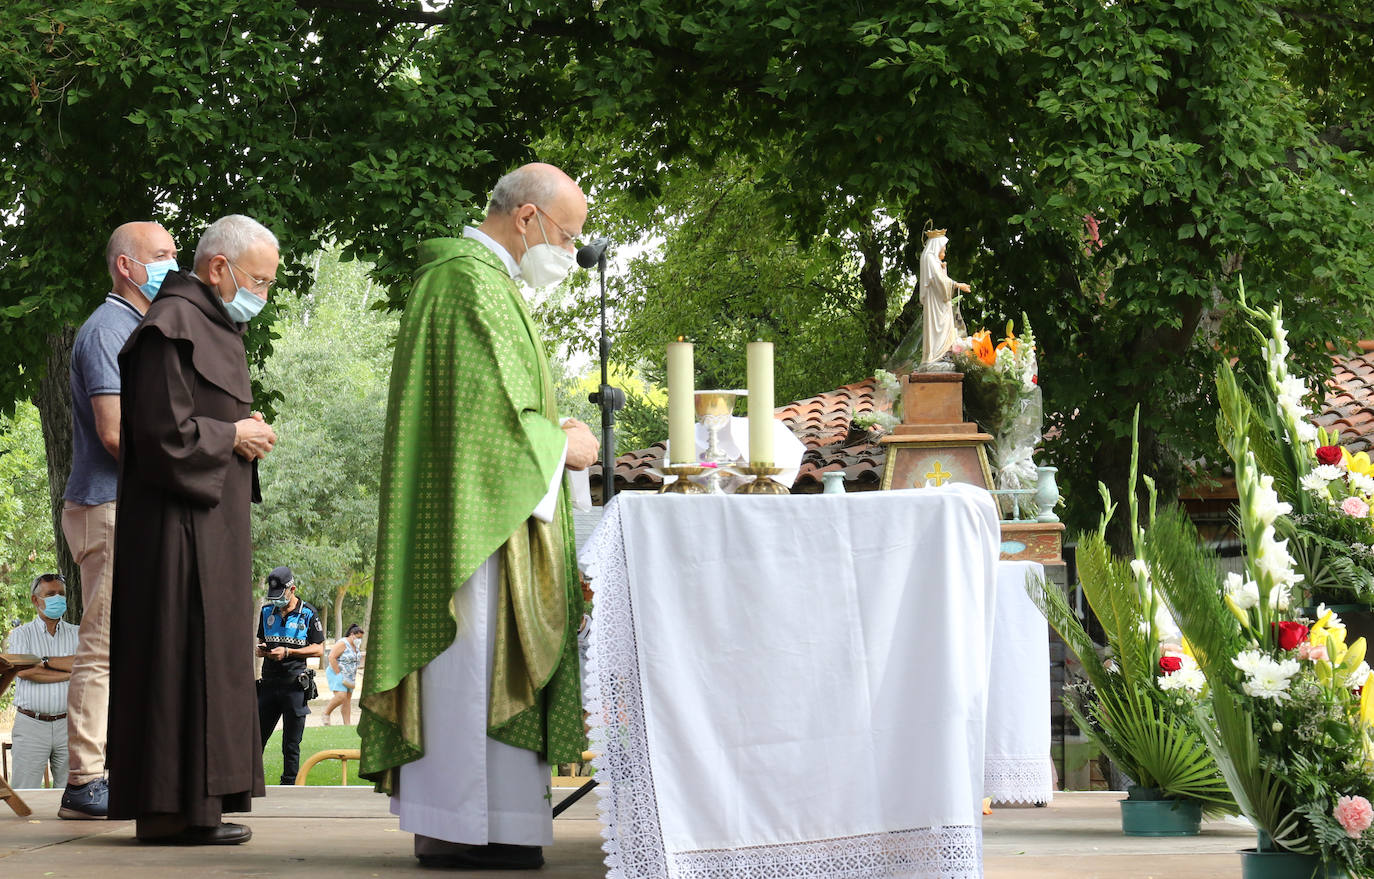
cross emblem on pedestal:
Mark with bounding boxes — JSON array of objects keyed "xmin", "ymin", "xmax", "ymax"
[{"xmin": 924, "ymin": 461, "xmax": 951, "ymax": 487}]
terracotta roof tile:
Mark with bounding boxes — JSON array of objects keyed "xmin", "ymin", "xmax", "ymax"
[
  {"xmin": 1322, "ymin": 352, "xmax": 1374, "ymax": 454},
  {"xmin": 589, "ymin": 378, "xmax": 892, "ymax": 492}
]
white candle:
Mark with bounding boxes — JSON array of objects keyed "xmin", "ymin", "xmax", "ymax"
[
  {"xmin": 667, "ymin": 340, "xmax": 695, "ymax": 465},
  {"xmin": 747, "ymin": 341, "xmax": 774, "ymax": 465}
]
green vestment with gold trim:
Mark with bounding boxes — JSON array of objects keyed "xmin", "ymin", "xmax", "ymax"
[{"xmin": 359, "ymin": 236, "xmax": 585, "ymax": 794}]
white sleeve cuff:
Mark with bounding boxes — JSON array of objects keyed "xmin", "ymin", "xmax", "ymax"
[{"xmin": 531, "ymin": 435, "xmax": 568, "ymax": 523}]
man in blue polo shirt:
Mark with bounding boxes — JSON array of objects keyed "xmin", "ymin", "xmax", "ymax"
[
  {"xmin": 256, "ymin": 566, "xmax": 325, "ymax": 785},
  {"xmin": 60, "ymin": 221, "xmax": 177, "ymax": 820}
]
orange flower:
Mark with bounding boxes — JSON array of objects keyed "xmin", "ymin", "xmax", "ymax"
[
  {"xmin": 972, "ymin": 330, "xmax": 996, "ymax": 366},
  {"xmin": 996, "ymin": 337, "xmax": 1019, "ymax": 357}
]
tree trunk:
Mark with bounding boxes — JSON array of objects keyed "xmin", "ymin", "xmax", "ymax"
[
  {"xmin": 334, "ymin": 582, "xmax": 348, "ymax": 645},
  {"xmin": 33, "ymin": 326, "xmax": 82, "ymax": 623},
  {"xmin": 361, "ymin": 583, "xmax": 374, "ymax": 651}
]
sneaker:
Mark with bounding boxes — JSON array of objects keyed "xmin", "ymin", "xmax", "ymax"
[{"xmin": 59, "ymin": 777, "xmax": 109, "ymax": 819}]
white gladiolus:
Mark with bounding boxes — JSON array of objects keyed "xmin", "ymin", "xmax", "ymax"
[
  {"xmin": 1294, "ymin": 420, "xmax": 1318, "ymax": 443},
  {"xmin": 1252, "ymin": 474, "xmax": 1293, "ymax": 524},
  {"xmin": 1225, "ymin": 572, "xmax": 1261, "ymax": 610},
  {"xmin": 1276, "ymin": 375, "xmax": 1309, "ymax": 411}
]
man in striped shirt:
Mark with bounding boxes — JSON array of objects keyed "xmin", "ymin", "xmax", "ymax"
[{"xmin": 6, "ymin": 573, "xmax": 79, "ymax": 789}]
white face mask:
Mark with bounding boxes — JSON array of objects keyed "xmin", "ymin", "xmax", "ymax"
[{"xmin": 518, "ymin": 212, "xmax": 576, "ymax": 288}]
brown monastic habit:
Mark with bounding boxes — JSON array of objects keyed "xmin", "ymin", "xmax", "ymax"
[{"xmin": 106, "ymin": 271, "xmax": 265, "ymax": 824}]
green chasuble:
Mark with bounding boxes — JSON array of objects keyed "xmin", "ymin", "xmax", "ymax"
[{"xmin": 360, "ymin": 236, "xmax": 586, "ymax": 794}]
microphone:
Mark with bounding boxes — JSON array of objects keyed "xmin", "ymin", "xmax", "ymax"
[{"xmin": 576, "ymin": 237, "xmax": 612, "ymax": 269}]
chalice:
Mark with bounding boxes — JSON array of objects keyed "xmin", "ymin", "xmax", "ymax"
[{"xmin": 694, "ymin": 390, "xmax": 741, "ymax": 494}]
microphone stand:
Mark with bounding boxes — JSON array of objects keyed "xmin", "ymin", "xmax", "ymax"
[{"xmin": 585, "ymin": 248, "xmax": 624, "ymax": 503}]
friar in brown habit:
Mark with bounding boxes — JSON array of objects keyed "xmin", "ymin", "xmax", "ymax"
[{"xmin": 106, "ymin": 215, "xmax": 280, "ymax": 845}]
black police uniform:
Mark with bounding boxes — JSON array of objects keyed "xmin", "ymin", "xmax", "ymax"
[{"xmin": 257, "ymin": 598, "xmax": 324, "ymax": 785}]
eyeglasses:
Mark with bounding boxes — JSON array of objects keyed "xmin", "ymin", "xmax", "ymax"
[
  {"xmin": 227, "ymin": 260, "xmax": 277, "ymax": 294},
  {"xmin": 534, "ymin": 205, "xmax": 580, "ymax": 250}
]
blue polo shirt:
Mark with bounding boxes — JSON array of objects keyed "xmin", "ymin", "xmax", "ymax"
[
  {"xmin": 65, "ymin": 294, "xmax": 143, "ymax": 505},
  {"xmin": 258, "ymin": 599, "xmax": 324, "ymax": 685}
]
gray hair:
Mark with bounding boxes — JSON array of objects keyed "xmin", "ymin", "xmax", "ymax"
[
  {"xmin": 487, "ymin": 166, "xmax": 564, "ymax": 216},
  {"xmin": 30, "ymin": 573, "xmax": 63, "ymax": 597},
  {"xmin": 194, "ymin": 214, "xmax": 279, "ymax": 267}
]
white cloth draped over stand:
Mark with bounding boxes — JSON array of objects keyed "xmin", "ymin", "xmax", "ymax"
[
  {"xmin": 984, "ymin": 560, "xmax": 1055, "ymax": 805},
  {"xmin": 583, "ymin": 485, "xmax": 1000, "ymax": 879}
]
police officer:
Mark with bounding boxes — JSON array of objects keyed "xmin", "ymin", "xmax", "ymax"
[{"xmin": 255, "ymin": 566, "xmax": 324, "ymax": 785}]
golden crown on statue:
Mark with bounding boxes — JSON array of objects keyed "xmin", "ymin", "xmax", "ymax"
[{"xmin": 925, "ymin": 227, "xmax": 947, "ymax": 239}]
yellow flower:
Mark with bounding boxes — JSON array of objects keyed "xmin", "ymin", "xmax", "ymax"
[
  {"xmin": 1347, "ymin": 449, "xmax": 1374, "ymax": 476},
  {"xmin": 1362, "ymin": 682, "xmax": 1374, "ymax": 729}
]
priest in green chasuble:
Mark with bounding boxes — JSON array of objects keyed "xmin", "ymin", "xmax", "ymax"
[{"xmin": 360, "ymin": 163, "xmax": 599, "ymax": 870}]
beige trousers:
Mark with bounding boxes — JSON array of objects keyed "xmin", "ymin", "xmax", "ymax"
[{"xmin": 61, "ymin": 500, "xmax": 116, "ymax": 786}]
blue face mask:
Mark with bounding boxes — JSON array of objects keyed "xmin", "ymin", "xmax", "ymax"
[
  {"xmin": 130, "ymin": 257, "xmax": 179, "ymax": 300},
  {"xmin": 223, "ymin": 265, "xmax": 267, "ymax": 323},
  {"xmin": 42, "ymin": 595, "xmax": 67, "ymax": 620}
]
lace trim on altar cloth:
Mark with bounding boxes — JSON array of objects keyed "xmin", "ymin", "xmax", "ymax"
[
  {"xmin": 670, "ymin": 826, "xmax": 981, "ymax": 879},
  {"xmin": 984, "ymin": 755, "xmax": 1056, "ymax": 805},
  {"xmin": 584, "ymin": 499, "xmax": 983, "ymax": 879}
]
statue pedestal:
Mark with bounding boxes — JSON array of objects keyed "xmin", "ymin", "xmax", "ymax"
[
  {"xmin": 881, "ymin": 372, "xmax": 994, "ymax": 490},
  {"xmin": 879, "ymin": 371, "xmax": 1064, "ymax": 563}
]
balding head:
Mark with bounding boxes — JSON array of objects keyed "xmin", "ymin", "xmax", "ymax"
[
  {"xmin": 478, "ymin": 163, "xmax": 587, "ymax": 273},
  {"xmin": 106, "ymin": 222, "xmax": 177, "ymax": 312}
]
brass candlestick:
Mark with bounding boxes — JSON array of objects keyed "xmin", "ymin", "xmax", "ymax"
[
  {"xmin": 658, "ymin": 464, "xmax": 709, "ymax": 494},
  {"xmin": 736, "ymin": 464, "xmax": 789, "ymax": 495}
]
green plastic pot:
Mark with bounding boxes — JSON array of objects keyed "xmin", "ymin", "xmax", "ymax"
[
  {"xmin": 1239, "ymin": 832, "xmax": 1347, "ymax": 879},
  {"xmin": 1238, "ymin": 847, "xmax": 1345, "ymax": 878},
  {"xmin": 1119, "ymin": 788, "xmax": 1202, "ymax": 837}
]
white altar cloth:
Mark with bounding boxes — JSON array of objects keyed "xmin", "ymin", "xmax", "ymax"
[
  {"xmin": 984, "ymin": 560, "xmax": 1055, "ymax": 805},
  {"xmin": 583, "ymin": 485, "xmax": 1001, "ymax": 879}
]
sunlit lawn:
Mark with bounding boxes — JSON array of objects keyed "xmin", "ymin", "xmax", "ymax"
[{"xmin": 262, "ymin": 724, "xmax": 363, "ymax": 786}]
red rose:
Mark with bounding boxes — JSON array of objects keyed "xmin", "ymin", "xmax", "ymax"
[
  {"xmin": 1316, "ymin": 445, "xmax": 1344, "ymax": 466},
  {"xmin": 1158, "ymin": 655, "xmax": 1183, "ymax": 673},
  {"xmin": 1274, "ymin": 620, "xmax": 1310, "ymax": 651}
]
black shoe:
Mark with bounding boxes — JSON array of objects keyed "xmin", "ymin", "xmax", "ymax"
[
  {"xmin": 59, "ymin": 777, "xmax": 109, "ymax": 819},
  {"xmin": 416, "ymin": 843, "xmax": 544, "ymax": 870},
  {"xmin": 138, "ymin": 822, "xmax": 252, "ymax": 846}
]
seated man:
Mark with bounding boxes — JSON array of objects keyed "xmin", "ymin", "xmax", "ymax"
[
  {"xmin": 255, "ymin": 566, "xmax": 324, "ymax": 785},
  {"xmin": 6, "ymin": 574, "xmax": 79, "ymax": 788}
]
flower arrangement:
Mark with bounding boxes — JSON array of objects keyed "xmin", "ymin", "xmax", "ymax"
[
  {"xmin": 1217, "ymin": 284, "xmax": 1374, "ymax": 605},
  {"xmin": 1139, "ymin": 285, "xmax": 1374, "ymax": 873},
  {"xmin": 950, "ymin": 317, "xmax": 1042, "ymax": 507},
  {"xmin": 1030, "ymin": 411, "xmax": 1234, "ymax": 816}
]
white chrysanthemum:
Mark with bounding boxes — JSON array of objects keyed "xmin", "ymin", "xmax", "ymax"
[
  {"xmin": 1233, "ymin": 649, "xmax": 1268, "ymax": 676},
  {"xmin": 1301, "ymin": 471, "xmax": 1333, "ymax": 494},
  {"xmin": 1160, "ymin": 663, "xmax": 1207, "ymax": 695},
  {"xmin": 1316, "ymin": 464, "xmax": 1346, "ymax": 481},
  {"xmin": 1349, "ymin": 472, "xmax": 1374, "ymax": 496},
  {"xmin": 1252, "ymin": 474, "xmax": 1293, "ymax": 523},
  {"xmin": 1316, "ymin": 604, "xmax": 1346, "ymax": 631},
  {"xmin": 1344, "ymin": 662, "xmax": 1373, "ymax": 690},
  {"xmin": 1294, "ymin": 420, "xmax": 1318, "ymax": 443},
  {"xmin": 1241, "ymin": 657, "xmax": 1301, "ymax": 702}
]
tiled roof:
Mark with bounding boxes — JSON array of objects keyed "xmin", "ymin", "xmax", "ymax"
[
  {"xmin": 589, "ymin": 378, "xmax": 893, "ymax": 492},
  {"xmin": 1316, "ymin": 349, "xmax": 1374, "ymax": 453}
]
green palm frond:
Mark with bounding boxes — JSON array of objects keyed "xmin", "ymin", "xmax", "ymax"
[
  {"xmin": 1098, "ymin": 684, "xmax": 1234, "ymax": 811},
  {"xmin": 1201, "ymin": 685, "xmax": 1305, "ymax": 848},
  {"xmin": 1143, "ymin": 506, "xmax": 1241, "ymax": 681},
  {"xmin": 1026, "ymin": 569, "xmax": 1108, "ymax": 686}
]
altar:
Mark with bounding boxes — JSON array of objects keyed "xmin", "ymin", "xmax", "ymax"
[{"xmin": 583, "ymin": 485, "xmax": 1002, "ymax": 878}]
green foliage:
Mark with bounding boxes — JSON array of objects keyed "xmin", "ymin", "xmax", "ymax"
[
  {"xmin": 0, "ymin": 402, "xmax": 57, "ymax": 629},
  {"xmin": 250, "ymin": 250, "xmax": 395, "ymax": 633}
]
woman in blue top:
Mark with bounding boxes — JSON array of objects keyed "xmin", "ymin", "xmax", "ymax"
[{"xmin": 323, "ymin": 624, "xmax": 364, "ymax": 726}]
